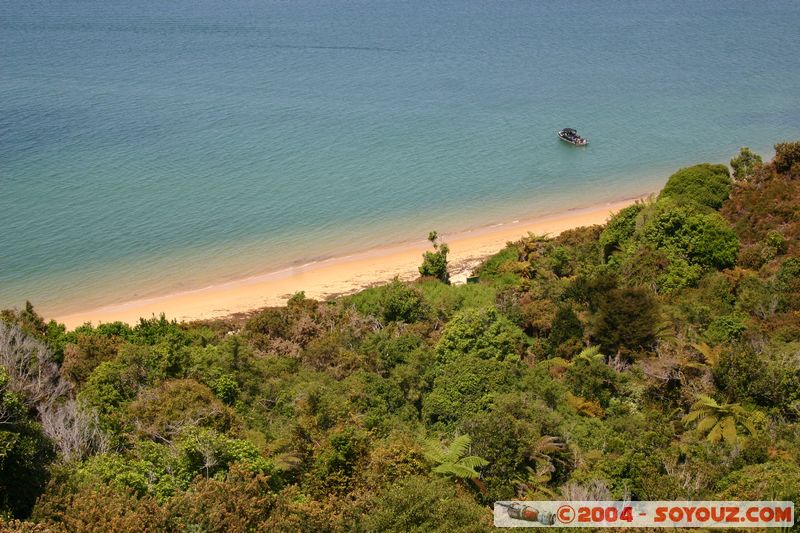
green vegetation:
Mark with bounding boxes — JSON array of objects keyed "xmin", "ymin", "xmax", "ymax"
[
  {"xmin": 419, "ymin": 231, "xmax": 450, "ymax": 283},
  {"xmin": 2, "ymin": 143, "xmax": 799, "ymax": 530}
]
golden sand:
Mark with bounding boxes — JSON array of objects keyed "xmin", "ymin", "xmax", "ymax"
[{"xmin": 55, "ymin": 196, "xmax": 646, "ymax": 328}]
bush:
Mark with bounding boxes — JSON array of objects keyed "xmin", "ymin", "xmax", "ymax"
[
  {"xmin": 0, "ymin": 422, "xmax": 54, "ymax": 518},
  {"xmin": 381, "ymin": 280, "xmax": 429, "ymax": 323},
  {"xmin": 716, "ymin": 461, "xmax": 800, "ymax": 501},
  {"xmin": 308, "ymin": 427, "xmax": 368, "ymax": 496},
  {"xmin": 599, "ymin": 203, "xmax": 644, "ymax": 260},
  {"xmin": 419, "ymin": 231, "xmax": 450, "ymax": 284},
  {"xmin": 773, "ymin": 141, "xmax": 800, "ymax": 174},
  {"xmin": 592, "ymin": 288, "xmax": 658, "ymax": 356},
  {"xmin": 565, "ymin": 358, "xmax": 620, "ymax": 408},
  {"xmin": 422, "ymin": 358, "xmax": 520, "ymax": 427},
  {"xmin": 714, "ymin": 343, "xmax": 800, "ymax": 412},
  {"xmin": 704, "ymin": 313, "xmax": 747, "ymax": 344},
  {"xmin": 548, "ymin": 306, "xmax": 583, "ymax": 354},
  {"xmin": 730, "ymin": 147, "xmax": 763, "ymax": 182},
  {"xmin": 357, "ymin": 475, "xmax": 492, "ymax": 532},
  {"xmin": 640, "ymin": 202, "xmax": 739, "ymax": 270},
  {"xmin": 126, "ymin": 379, "xmax": 239, "ymax": 439},
  {"xmin": 435, "ymin": 307, "xmax": 526, "ymax": 364},
  {"xmin": 658, "ymin": 163, "xmax": 731, "ymax": 209},
  {"xmin": 61, "ymin": 333, "xmax": 120, "ymax": 387}
]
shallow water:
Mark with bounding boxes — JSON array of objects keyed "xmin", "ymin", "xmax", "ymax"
[{"xmin": 2, "ymin": 0, "xmax": 799, "ymax": 315}]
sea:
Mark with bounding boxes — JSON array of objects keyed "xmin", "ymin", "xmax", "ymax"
[{"xmin": 2, "ymin": 0, "xmax": 799, "ymax": 317}]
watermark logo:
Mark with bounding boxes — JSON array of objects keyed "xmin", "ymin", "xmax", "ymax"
[{"xmin": 493, "ymin": 501, "xmax": 794, "ymax": 528}]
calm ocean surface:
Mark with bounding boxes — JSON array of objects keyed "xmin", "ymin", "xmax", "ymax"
[{"xmin": 2, "ymin": 0, "xmax": 799, "ymax": 316}]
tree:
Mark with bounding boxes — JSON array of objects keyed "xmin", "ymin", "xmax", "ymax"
[
  {"xmin": 422, "ymin": 358, "xmax": 519, "ymax": 427},
  {"xmin": 380, "ymin": 279, "xmax": 428, "ymax": 323},
  {"xmin": 658, "ymin": 163, "xmax": 731, "ymax": 209},
  {"xmin": 640, "ymin": 202, "xmax": 739, "ymax": 270},
  {"xmin": 435, "ymin": 307, "xmax": 526, "ymax": 364},
  {"xmin": 358, "ymin": 475, "xmax": 492, "ymax": 532},
  {"xmin": 682, "ymin": 395, "xmax": 762, "ymax": 446},
  {"xmin": 419, "ymin": 231, "xmax": 450, "ymax": 284},
  {"xmin": 773, "ymin": 141, "xmax": 800, "ymax": 174},
  {"xmin": 61, "ymin": 333, "xmax": 120, "ymax": 387},
  {"xmin": 423, "ymin": 434, "xmax": 488, "ymax": 493},
  {"xmin": 126, "ymin": 379, "xmax": 238, "ymax": 440},
  {"xmin": 592, "ymin": 288, "xmax": 658, "ymax": 356},
  {"xmin": 39, "ymin": 399, "xmax": 108, "ymax": 463},
  {"xmin": 0, "ymin": 322, "xmax": 70, "ymax": 412},
  {"xmin": 0, "ymin": 366, "xmax": 55, "ymax": 518},
  {"xmin": 730, "ymin": 147, "xmax": 762, "ymax": 181},
  {"xmin": 599, "ymin": 203, "xmax": 645, "ymax": 260},
  {"xmin": 548, "ymin": 306, "xmax": 583, "ymax": 353}
]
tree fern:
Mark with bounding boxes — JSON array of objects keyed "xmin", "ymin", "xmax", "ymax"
[{"xmin": 424, "ymin": 434, "xmax": 488, "ymax": 480}]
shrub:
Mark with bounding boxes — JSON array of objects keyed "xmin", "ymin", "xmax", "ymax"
[
  {"xmin": 422, "ymin": 358, "xmax": 520, "ymax": 427},
  {"xmin": 704, "ymin": 313, "xmax": 747, "ymax": 344},
  {"xmin": 380, "ymin": 280, "xmax": 429, "ymax": 323},
  {"xmin": 165, "ymin": 464, "xmax": 276, "ymax": 532},
  {"xmin": 729, "ymin": 147, "xmax": 763, "ymax": 181},
  {"xmin": 658, "ymin": 163, "xmax": 731, "ymax": 209},
  {"xmin": 0, "ymin": 422, "xmax": 54, "ymax": 518},
  {"xmin": 716, "ymin": 461, "xmax": 800, "ymax": 501},
  {"xmin": 599, "ymin": 203, "xmax": 644, "ymax": 260},
  {"xmin": 33, "ymin": 484, "xmax": 169, "ymax": 532},
  {"xmin": 419, "ymin": 231, "xmax": 450, "ymax": 284},
  {"xmin": 435, "ymin": 307, "xmax": 526, "ymax": 363},
  {"xmin": 357, "ymin": 475, "xmax": 492, "ymax": 532},
  {"xmin": 714, "ymin": 342, "xmax": 800, "ymax": 412},
  {"xmin": 565, "ymin": 358, "xmax": 620, "ymax": 408},
  {"xmin": 61, "ymin": 333, "xmax": 120, "ymax": 387},
  {"xmin": 127, "ymin": 379, "xmax": 239, "ymax": 439},
  {"xmin": 548, "ymin": 306, "xmax": 583, "ymax": 354},
  {"xmin": 773, "ymin": 141, "xmax": 800, "ymax": 174},
  {"xmin": 592, "ymin": 288, "xmax": 658, "ymax": 356},
  {"xmin": 640, "ymin": 202, "xmax": 739, "ymax": 270},
  {"xmin": 308, "ymin": 427, "xmax": 368, "ymax": 496}
]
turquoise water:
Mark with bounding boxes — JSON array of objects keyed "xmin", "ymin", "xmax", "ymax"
[{"xmin": 2, "ymin": 0, "xmax": 799, "ymax": 316}]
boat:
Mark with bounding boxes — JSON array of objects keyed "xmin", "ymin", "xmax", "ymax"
[{"xmin": 557, "ymin": 128, "xmax": 588, "ymax": 146}]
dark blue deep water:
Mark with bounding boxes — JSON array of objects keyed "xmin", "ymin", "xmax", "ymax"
[{"xmin": 2, "ymin": 0, "xmax": 799, "ymax": 314}]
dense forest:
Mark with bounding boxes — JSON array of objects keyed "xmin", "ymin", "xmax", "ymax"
[{"xmin": 1, "ymin": 142, "xmax": 799, "ymax": 532}]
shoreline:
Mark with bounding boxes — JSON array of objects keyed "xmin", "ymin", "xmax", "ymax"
[{"xmin": 54, "ymin": 194, "xmax": 650, "ymax": 328}]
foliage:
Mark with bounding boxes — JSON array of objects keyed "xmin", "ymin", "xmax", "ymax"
[
  {"xmin": 592, "ymin": 288, "xmax": 658, "ymax": 356},
  {"xmin": 565, "ymin": 357, "xmax": 620, "ymax": 408},
  {"xmin": 419, "ymin": 231, "xmax": 450, "ymax": 284},
  {"xmin": 639, "ymin": 201, "xmax": 739, "ymax": 270},
  {"xmin": 716, "ymin": 461, "xmax": 800, "ymax": 501},
  {"xmin": 126, "ymin": 379, "xmax": 239, "ymax": 439},
  {"xmin": 704, "ymin": 312, "xmax": 747, "ymax": 344},
  {"xmin": 423, "ymin": 434, "xmax": 488, "ymax": 481},
  {"xmin": 358, "ymin": 475, "xmax": 492, "ymax": 532},
  {"xmin": 773, "ymin": 141, "xmax": 800, "ymax": 174},
  {"xmin": 548, "ymin": 305, "xmax": 584, "ymax": 355},
  {"xmin": 730, "ymin": 147, "xmax": 763, "ymax": 181},
  {"xmin": 435, "ymin": 307, "xmax": 526, "ymax": 363},
  {"xmin": 380, "ymin": 279, "xmax": 429, "ymax": 323},
  {"xmin": 5, "ymin": 144, "xmax": 800, "ymax": 528},
  {"xmin": 422, "ymin": 358, "xmax": 520, "ymax": 427},
  {"xmin": 0, "ymin": 422, "xmax": 54, "ymax": 518},
  {"xmin": 658, "ymin": 163, "xmax": 731, "ymax": 209},
  {"xmin": 599, "ymin": 203, "xmax": 644, "ymax": 259},
  {"xmin": 682, "ymin": 395, "xmax": 762, "ymax": 446}
]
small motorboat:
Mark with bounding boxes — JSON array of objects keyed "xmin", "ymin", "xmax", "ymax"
[{"xmin": 557, "ymin": 128, "xmax": 588, "ymax": 146}]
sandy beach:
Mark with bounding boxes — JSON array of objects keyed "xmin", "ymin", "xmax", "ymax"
[{"xmin": 55, "ymin": 196, "xmax": 647, "ymax": 328}]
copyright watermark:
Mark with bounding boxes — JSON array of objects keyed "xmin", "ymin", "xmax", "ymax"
[{"xmin": 493, "ymin": 501, "xmax": 795, "ymax": 528}]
